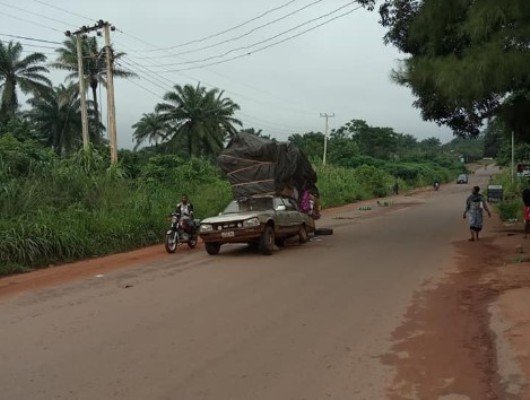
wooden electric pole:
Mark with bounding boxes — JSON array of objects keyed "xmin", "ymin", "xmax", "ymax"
[
  {"xmin": 320, "ymin": 113, "xmax": 335, "ymax": 166},
  {"xmin": 66, "ymin": 20, "xmax": 119, "ymax": 164},
  {"xmin": 66, "ymin": 31, "xmax": 89, "ymax": 149},
  {"xmin": 103, "ymin": 22, "xmax": 118, "ymax": 165}
]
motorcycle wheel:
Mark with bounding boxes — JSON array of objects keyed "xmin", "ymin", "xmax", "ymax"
[{"xmin": 165, "ymin": 233, "xmax": 177, "ymax": 253}]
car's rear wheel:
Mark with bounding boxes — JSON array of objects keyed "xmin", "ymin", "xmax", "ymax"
[
  {"xmin": 275, "ymin": 238, "xmax": 286, "ymax": 247},
  {"xmin": 298, "ymin": 225, "xmax": 309, "ymax": 244},
  {"xmin": 205, "ymin": 242, "xmax": 221, "ymax": 255},
  {"xmin": 259, "ymin": 226, "xmax": 275, "ymax": 255}
]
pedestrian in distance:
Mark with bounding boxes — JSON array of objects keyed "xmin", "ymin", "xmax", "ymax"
[
  {"xmin": 463, "ymin": 186, "xmax": 491, "ymax": 241},
  {"xmin": 522, "ymin": 187, "xmax": 530, "ymax": 238}
]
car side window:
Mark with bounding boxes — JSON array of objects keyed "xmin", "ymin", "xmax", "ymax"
[
  {"xmin": 287, "ymin": 199, "xmax": 298, "ymax": 211},
  {"xmin": 282, "ymin": 198, "xmax": 296, "ymax": 211},
  {"xmin": 273, "ymin": 198, "xmax": 285, "ymax": 210}
]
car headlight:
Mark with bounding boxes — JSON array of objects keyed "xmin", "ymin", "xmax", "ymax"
[
  {"xmin": 200, "ymin": 224, "xmax": 213, "ymax": 232},
  {"xmin": 243, "ymin": 218, "xmax": 260, "ymax": 228}
]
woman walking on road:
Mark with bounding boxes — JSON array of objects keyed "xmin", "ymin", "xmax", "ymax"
[{"xmin": 463, "ymin": 186, "xmax": 491, "ymax": 241}]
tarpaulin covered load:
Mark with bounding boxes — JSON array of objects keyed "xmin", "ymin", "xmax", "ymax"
[{"xmin": 218, "ymin": 132, "xmax": 318, "ymax": 200}]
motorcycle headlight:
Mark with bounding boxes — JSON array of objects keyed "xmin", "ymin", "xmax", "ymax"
[
  {"xmin": 243, "ymin": 218, "xmax": 260, "ymax": 228},
  {"xmin": 200, "ymin": 224, "xmax": 213, "ymax": 233}
]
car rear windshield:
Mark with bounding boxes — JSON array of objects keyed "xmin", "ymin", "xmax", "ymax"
[{"xmin": 223, "ymin": 198, "xmax": 274, "ymax": 213}]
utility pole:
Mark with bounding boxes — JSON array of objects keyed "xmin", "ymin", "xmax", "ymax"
[
  {"xmin": 68, "ymin": 32, "xmax": 89, "ymax": 149},
  {"xmin": 103, "ymin": 22, "xmax": 118, "ymax": 165},
  {"xmin": 320, "ymin": 113, "xmax": 335, "ymax": 166},
  {"xmin": 66, "ymin": 20, "xmax": 118, "ymax": 164}
]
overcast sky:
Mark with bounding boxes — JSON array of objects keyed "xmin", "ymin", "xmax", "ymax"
[{"xmin": 2, "ymin": 0, "xmax": 454, "ymax": 149}]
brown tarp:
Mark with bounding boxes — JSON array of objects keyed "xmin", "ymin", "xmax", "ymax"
[{"xmin": 218, "ymin": 133, "xmax": 318, "ymax": 200}]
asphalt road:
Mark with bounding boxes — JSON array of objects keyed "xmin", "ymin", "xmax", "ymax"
[{"xmin": 0, "ymin": 170, "xmax": 492, "ymax": 400}]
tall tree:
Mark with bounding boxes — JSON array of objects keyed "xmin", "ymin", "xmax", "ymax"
[
  {"xmin": 156, "ymin": 84, "xmax": 241, "ymax": 157},
  {"xmin": 345, "ymin": 119, "xmax": 399, "ymax": 159},
  {"xmin": 26, "ymin": 84, "xmax": 83, "ymax": 155},
  {"xmin": 132, "ymin": 112, "xmax": 168, "ymax": 150},
  {"xmin": 0, "ymin": 41, "xmax": 51, "ymax": 121},
  {"xmin": 379, "ymin": 0, "xmax": 530, "ymax": 137},
  {"xmin": 52, "ymin": 36, "xmax": 136, "ymax": 129}
]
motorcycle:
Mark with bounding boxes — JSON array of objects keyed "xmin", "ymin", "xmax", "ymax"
[{"xmin": 165, "ymin": 212, "xmax": 199, "ymax": 253}]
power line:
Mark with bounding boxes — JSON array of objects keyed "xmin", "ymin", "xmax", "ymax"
[
  {"xmin": 141, "ymin": 0, "xmax": 299, "ymax": 52},
  {"xmin": 115, "ymin": 60, "xmax": 171, "ymax": 93},
  {"xmin": 0, "ymin": 33, "xmax": 62, "ymax": 45},
  {"xmin": 117, "ymin": 57, "xmax": 304, "ymax": 132},
  {"xmin": 30, "ymin": 0, "xmax": 94, "ymax": 23},
  {"xmin": 115, "ymin": 27, "xmax": 319, "ymax": 116},
  {"xmin": 118, "ymin": 45, "xmax": 317, "ymax": 119},
  {"xmin": 145, "ymin": 1, "xmax": 358, "ymax": 67},
  {"xmin": 0, "ymin": 1, "xmax": 73, "ymax": 27},
  {"xmin": 0, "ymin": 10, "xmax": 63, "ymax": 33},
  {"xmin": 14, "ymin": 42, "xmax": 58, "ymax": 50},
  {"xmin": 119, "ymin": 75, "xmax": 165, "ymax": 100},
  {"xmin": 155, "ymin": 5, "xmax": 363, "ymax": 72},
  {"xmin": 117, "ymin": 55, "xmax": 310, "ymax": 133},
  {"xmin": 139, "ymin": 0, "xmax": 324, "ymax": 58}
]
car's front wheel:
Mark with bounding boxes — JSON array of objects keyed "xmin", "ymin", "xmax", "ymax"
[
  {"xmin": 205, "ymin": 242, "xmax": 221, "ymax": 255},
  {"xmin": 259, "ymin": 226, "xmax": 275, "ymax": 255}
]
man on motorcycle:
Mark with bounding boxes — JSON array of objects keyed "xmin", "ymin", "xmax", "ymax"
[
  {"xmin": 175, "ymin": 194, "xmax": 195, "ymax": 235},
  {"xmin": 176, "ymin": 194, "xmax": 194, "ymax": 218}
]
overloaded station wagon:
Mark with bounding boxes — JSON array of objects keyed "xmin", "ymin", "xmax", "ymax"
[{"xmin": 199, "ymin": 196, "xmax": 315, "ymax": 255}]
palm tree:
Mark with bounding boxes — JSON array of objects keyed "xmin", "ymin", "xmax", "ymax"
[
  {"xmin": 52, "ymin": 36, "xmax": 136, "ymax": 128},
  {"xmin": 26, "ymin": 84, "xmax": 83, "ymax": 155},
  {"xmin": 155, "ymin": 84, "xmax": 241, "ymax": 157},
  {"xmin": 0, "ymin": 41, "xmax": 51, "ymax": 120},
  {"xmin": 132, "ymin": 112, "xmax": 168, "ymax": 150}
]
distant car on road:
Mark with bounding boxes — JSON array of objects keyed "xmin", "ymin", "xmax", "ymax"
[
  {"xmin": 457, "ymin": 174, "xmax": 469, "ymax": 184},
  {"xmin": 199, "ymin": 196, "xmax": 315, "ymax": 256}
]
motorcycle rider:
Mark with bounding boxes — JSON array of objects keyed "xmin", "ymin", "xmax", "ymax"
[
  {"xmin": 175, "ymin": 194, "xmax": 195, "ymax": 235},
  {"xmin": 176, "ymin": 194, "xmax": 194, "ymax": 218}
]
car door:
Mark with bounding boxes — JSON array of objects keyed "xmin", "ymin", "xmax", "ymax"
[
  {"xmin": 283, "ymin": 198, "xmax": 302, "ymax": 234},
  {"xmin": 272, "ymin": 197, "xmax": 290, "ymax": 236}
]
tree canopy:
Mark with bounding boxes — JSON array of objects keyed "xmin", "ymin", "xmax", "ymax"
[
  {"xmin": 0, "ymin": 41, "xmax": 51, "ymax": 121},
  {"xmin": 155, "ymin": 84, "xmax": 241, "ymax": 158},
  {"xmin": 379, "ymin": 0, "xmax": 530, "ymax": 137}
]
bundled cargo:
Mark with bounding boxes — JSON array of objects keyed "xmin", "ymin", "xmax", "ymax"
[{"xmin": 218, "ymin": 133, "xmax": 320, "ymax": 217}]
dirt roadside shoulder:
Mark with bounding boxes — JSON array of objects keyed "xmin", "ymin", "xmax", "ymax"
[{"xmin": 382, "ymin": 213, "xmax": 530, "ymax": 399}]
